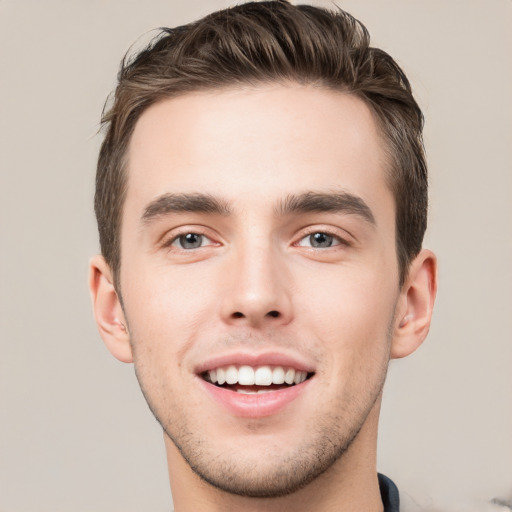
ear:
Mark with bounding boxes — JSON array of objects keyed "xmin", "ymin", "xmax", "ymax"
[
  {"xmin": 88, "ymin": 255, "xmax": 133, "ymax": 363},
  {"xmin": 391, "ymin": 249, "xmax": 437, "ymax": 359}
]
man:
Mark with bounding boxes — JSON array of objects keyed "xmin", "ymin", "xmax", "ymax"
[{"xmin": 89, "ymin": 1, "xmax": 437, "ymax": 510}]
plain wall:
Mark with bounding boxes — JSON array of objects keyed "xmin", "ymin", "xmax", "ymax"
[{"xmin": 1, "ymin": 1, "xmax": 511, "ymax": 511}]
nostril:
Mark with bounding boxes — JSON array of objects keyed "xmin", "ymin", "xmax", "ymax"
[{"xmin": 230, "ymin": 310, "xmax": 281, "ymax": 321}]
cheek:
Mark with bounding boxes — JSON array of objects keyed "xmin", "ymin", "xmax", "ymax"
[
  {"xmin": 295, "ymin": 264, "xmax": 397, "ymax": 363},
  {"xmin": 122, "ymin": 264, "xmax": 218, "ymax": 361}
]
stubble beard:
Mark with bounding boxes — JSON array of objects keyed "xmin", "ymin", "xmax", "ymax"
[
  {"xmin": 126, "ymin": 296, "xmax": 396, "ymax": 499},
  {"xmin": 134, "ymin": 356, "xmax": 389, "ymax": 499},
  {"xmin": 166, "ymin": 401, "xmax": 380, "ymax": 498}
]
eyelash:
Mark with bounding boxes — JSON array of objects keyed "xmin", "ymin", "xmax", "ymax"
[
  {"xmin": 295, "ymin": 229, "xmax": 351, "ymax": 249},
  {"xmin": 161, "ymin": 226, "xmax": 351, "ymax": 253},
  {"xmin": 161, "ymin": 228, "xmax": 217, "ymax": 251}
]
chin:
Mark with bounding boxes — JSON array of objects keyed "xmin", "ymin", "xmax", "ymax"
[{"xmin": 164, "ymin": 411, "xmax": 364, "ymax": 498}]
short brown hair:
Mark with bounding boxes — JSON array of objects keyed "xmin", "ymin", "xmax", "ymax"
[{"xmin": 95, "ymin": 0, "xmax": 427, "ymax": 288}]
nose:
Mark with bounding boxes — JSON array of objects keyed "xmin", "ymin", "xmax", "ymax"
[{"xmin": 219, "ymin": 242, "xmax": 293, "ymax": 328}]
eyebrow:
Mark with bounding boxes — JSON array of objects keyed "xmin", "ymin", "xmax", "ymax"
[
  {"xmin": 141, "ymin": 190, "xmax": 375, "ymax": 226},
  {"xmin": 277, "ymin": 191, "xmax": 376, "ymax": 225},
  {"xmin": 142, "ymin": 193, "xmax": 232, "ymax": 223}
]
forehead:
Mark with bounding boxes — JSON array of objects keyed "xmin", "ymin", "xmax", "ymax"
[{"xmin": 125, "ymin": 84, "xmax": 392, "ymax": 220}]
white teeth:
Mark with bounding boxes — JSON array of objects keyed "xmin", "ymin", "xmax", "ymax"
[
  {"xmin": 284, "ymin": 368, "xmax": 295, "ymax": 385},
  {"xmin": 236, "ymin": 389, "xmax": 277, "ymax": 395},
  {"xmin": 294, "ymin": 371, "xmax": 307, "ymax": 385},
  {"xmin": 238, "ymin": 365, "xmax": 255, "ymax": 385},
  {"xmin": 225, "ymin": 365, "xmax": 238, "ymax": 385},
  {"xmin": 272, "ymin": 366, "xmax": 285, "ymax": 385},
  {"xmin": 206, "ymin": 365, "xmax": 309, "ymax": 387},
  {"xmin": 254, "ymin": 366, "xmax": 273, "ymax": 386},
  {"xmin": 216, "ymin": 367, "xmax": 226, "ymax": 385}
]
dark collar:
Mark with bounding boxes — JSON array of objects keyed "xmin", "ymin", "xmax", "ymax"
[{"xmin": 378, "ymin": 473, "xmax": 400, "ymax": 512}]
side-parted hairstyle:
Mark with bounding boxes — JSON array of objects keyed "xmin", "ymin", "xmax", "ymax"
[{"xmin": 95, "ymin": 0, "xmax": 427, "ymax": 288}]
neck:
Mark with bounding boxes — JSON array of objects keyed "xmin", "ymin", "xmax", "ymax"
[{"xmin": 166, "ymin": 401, "xmax": 384, "ymax": 512}]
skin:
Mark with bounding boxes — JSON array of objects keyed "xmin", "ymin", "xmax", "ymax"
[{"xmin": 90, "ymin": 84, "xmax": 437, "ymax": 512}]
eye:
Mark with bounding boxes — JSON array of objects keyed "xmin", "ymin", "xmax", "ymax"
[
  {"xmin": 171, "ymin": 232, "xmax": 212, "ymax": 250},
  {"xmin": 297, "ymin": 232, "xmax": 344, "ymax": 248}
]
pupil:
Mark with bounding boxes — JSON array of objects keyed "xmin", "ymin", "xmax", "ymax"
[
  {"xmin": 310, "ymin": 232, "xmax": 332, "ymax": 248},
  {"xmin": 180, "ymin": 233, "xmax": 202, "ymax": 249}
]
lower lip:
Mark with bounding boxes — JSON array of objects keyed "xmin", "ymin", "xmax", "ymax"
[{"xmin": 198, "ymin": 378, "xmax": 312, "ymax": 418}]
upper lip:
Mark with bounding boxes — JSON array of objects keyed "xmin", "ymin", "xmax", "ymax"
[{"xmin": 195, "ymin": 350, "xmax": 316, "ymax": 375}]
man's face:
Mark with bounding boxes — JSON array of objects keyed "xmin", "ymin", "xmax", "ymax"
[{"xmin": 119, "ymin": 84, "xmax": 400, "ymax": 496}]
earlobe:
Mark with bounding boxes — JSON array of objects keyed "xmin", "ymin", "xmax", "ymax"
[
  {"xmin": 88, "ymin": 255, "xmax": 133, "ymax": 363},
  {"xmin": 391, "ymin": 249, "xmax": 437, "ymax": 359}
]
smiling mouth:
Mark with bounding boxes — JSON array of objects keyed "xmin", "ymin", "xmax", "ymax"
[{"xmin": 202, "ymin": 365, "xmax": 314, "ymax": 394}]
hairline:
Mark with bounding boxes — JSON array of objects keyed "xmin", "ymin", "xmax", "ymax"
[{"xmin": 111, "ymin": 80, "xmax": 405, "ymax": 293}]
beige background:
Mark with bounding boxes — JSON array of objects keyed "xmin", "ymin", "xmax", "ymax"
[{"xmin": 1, "ymin": 1, "xmax": 511, "ymax": 511}]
